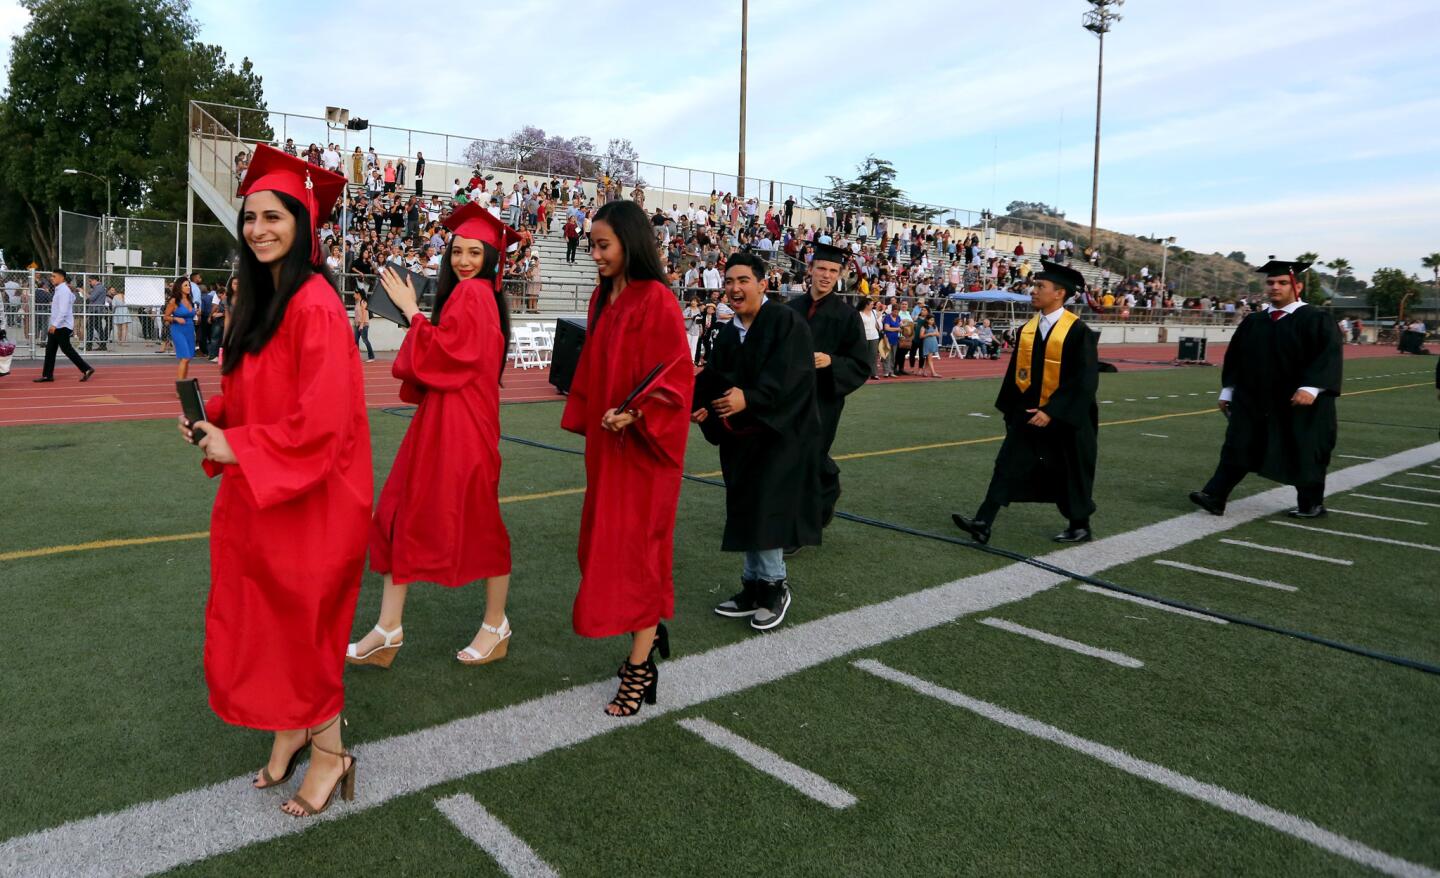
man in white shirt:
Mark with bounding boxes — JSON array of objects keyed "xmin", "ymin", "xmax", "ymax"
[
  {"xmin": 35, "ymin": 269, "xmax": 94, "ymax": 381},
  {"xmin": 322, "ymin": 144, "xmax": 341, "ymax": 172},
  {"xmin": 702, "ymin": 261, "xmax": 722, "ymax": 291}
]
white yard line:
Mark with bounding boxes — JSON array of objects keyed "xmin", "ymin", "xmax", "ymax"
[
  {"xmin": 977, "ymin": 618, "xmax": 1144, "ymax": 668},
  {"xmin": 1324, "ymin": 508, "xmax": 1427, "ymax": 526},
  {"xmin": 1074, "ymin": 584, "xmax": 1227, "ymax": 624},
  {"xmin": 1140, "ymin": 433, "xmax": 1169, "ymax": 439},
  {"xmin": 1337, "ymin": 455, "xmax": 1378, "ymax": 461},
  {"xmin": 1403, "ymin": 472, "xmax": 1440, "ymax": 480},
  {"xmin": 676, "ymin": 718, "xmax": 857, "ymax": 809},
  {"xmin": 1152, "ymin": 560, "xmax": 1298, "ymax": 592},
  {"xmin": 1350, "ymin": 493, "xmax": 1440, "ymax": 509},
  {"xmin": 1382, "ymin": 483, "xmax": 1440, "ymax": 495},
  {"xmin": 434, "ymin": 794, "xmax": 559, "ymax": 878},
  {"xmin": 2, "ymin": 442, "xmax": 1436, "ymax": 877},
  {"xmin": 1268, "ymin": 521, "xmax": 1440, "ymax": 553},
  {"xmin": 854, "ymin": 660, "xmax": 1440, "ymax": 878},
  {"xmin": 1218, "ymin": 539, "xmax": 1353, "ymax": 566}
]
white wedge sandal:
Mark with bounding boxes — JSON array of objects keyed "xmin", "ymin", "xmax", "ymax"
[
  {"xmin": 457, "ymin": 618, "xmax": 510, "ymax": 665},
  {"xmin": 346, "ymin": 624, "xmax": 403, "ymax": 668}
]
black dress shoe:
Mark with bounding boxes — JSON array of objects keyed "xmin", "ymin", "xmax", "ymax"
[
  {"xmin": 1188, "ymin": 491, "xmax": 1226, "ymax": 516},
  {"xmin": 1053, "ymin": 528, "xmax": 1092, "ymax": 543},
  {"xmin": 80, "ymin": 368, "xmax": 96, "ymax": 382},
  {"xmin": 951, "ymin": 513, "xmax": 991, "ymax": 544},
  {"xmin": 33, "ymin": 376, "xmax": 54, "ymax": 383},
  {"xmin": 1285, "ymin": 505, "xmax": 1327, "ymax": 519}
]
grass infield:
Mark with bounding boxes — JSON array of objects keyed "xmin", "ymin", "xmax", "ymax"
[{"xmin": 1, "ymin": 355, "xmax": 1437, "ymax": 876}]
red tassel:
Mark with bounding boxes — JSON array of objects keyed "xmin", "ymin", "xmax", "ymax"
[{"xmin": 305, "ymin": 169, "xmax": 321, "ymax": 264}]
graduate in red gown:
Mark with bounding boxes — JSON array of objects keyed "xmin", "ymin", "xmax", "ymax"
[
  {"xmin": 350, "ymin": 203, "xmax": 520, "ymax": 668},
  {"xmin": 179, "ymin": 144, "xmax": 369, "ymax": 818},
  {"xmin": 560, "ymin": 200, "xmax": 694, "ymax": 717}
]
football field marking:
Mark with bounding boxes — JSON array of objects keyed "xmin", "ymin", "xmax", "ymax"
[
  {"xmin": 1404, "ymin": 472, "xmax": 1440, "ymax": 480},
  {"xmin": 853, "ymin": 660, "xmax": 1440, "ymax": 878},
  {"xmin": 1152, "ymin": 560, "xmax": 1297, "ymax": 592},
  {"xmin": 1349, "ymin": 493, "xmax": 1440, "ymax": 509},
  {"xmin": 2, "ymin": 442, "xmax": 1436, "ymax": 877},
  {"xmin": 1268, "ymin": 521, "xmax": 1440, "ymax": 553},
  {"xmin": 1324, "ymin": 508, "xmax": 1426, "ymax": 526},
  {"xmin": 978, "ymin": 618, "xmax": 1144, "ymax": 668},
  {"xmin": 1219, "ymin": 539, "xmax": 1353, "ymax": 566},
  {"xmin": 1338, "ymin": 455, "xmax": 1378, "ymax": 461},
  {"xmin": 1382, "ymin": 483, "xmax": 1440, "ymax": 495},
  {"xmin": 1074, "ymin": 583, "xmax": 1228, "ymax": 624},
  {"xmin": 676, "ymin": 718, "xmax": 857, "ymax": 809},
  {"xmin": 434, "ymin": 794, "xmax": 559, "ymax": 878}
]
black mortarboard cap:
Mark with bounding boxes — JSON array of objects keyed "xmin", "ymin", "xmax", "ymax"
[
  {"xmin": 1256, "ymin": 259, "xmax": 1312, "ymax": 277},
  {"xmin": 1033, "ymin": 259, "xmax": 1085, "ymax": 296},
  {"xmin": 809, "ymin": 240, "xmax": 849, "ymax": 266}
]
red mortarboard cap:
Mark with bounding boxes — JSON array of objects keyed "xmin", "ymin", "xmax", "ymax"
[
  {"xmin": 237, "ymin": 143, "xmax": 347, "ymax": 263},
  {"xmin": 443, "ymin": 202, "xmax": 523, "ymax": 253}
]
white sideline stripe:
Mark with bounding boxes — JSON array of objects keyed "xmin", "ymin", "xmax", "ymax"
[
  {"xmin": 1152, "ymin": 560, "xmax": 1298, "ymax": 592},
  {"xmin": 978, "ymin": 618, "xmax": 1144, "ymax": 668},
  {"xmin": 434, "ymin": 794, "xmax": 559, "ymax": 878},
  {"xmin": 1404, "ymin": 472, "xmax": 1440, "ymax": 480},
  {"xmin": 1268, "ymin": 521, "xmax": 1440, "ymax": 553},
  {"xmin": 1140, "ymin": 433, "xmax": 1169, "ymax": 439},
  {"xmin": 676, "ymin": 718, "xmax": 857, "ymax": 809},
  {"xmin": 1350, "ymin": 493, "xmax": 1440, "ymax": 509},
  {"xmin": 1382, "ymin": 483, "xmax": 1440, "ymax": 495},
  {"xmin": 3, "ymin": 441, "xmax": 1437, "ymax": 878},
  {"xmin": 1074, "ymin": 584, "xmax": 1227, "ymax": 624},
  {"xmin": 1219, "ymin": 539, "xmax": 1353, "ymax": 566},
  {"xmin": 1324, "ymin": 508, "xmax": 1427, "ymax": 526},
  {"xmin": 1338, "ymin": 455, "xmax": 1378, "ymax": 461},
  {"xmin": 853, "ymin": 660, "xmax": 1440, "ymax": 878}
]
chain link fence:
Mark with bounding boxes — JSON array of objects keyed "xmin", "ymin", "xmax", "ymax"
[{"xmin": 58, "ymin": 209, "xmax": 236, "ymax": 277}]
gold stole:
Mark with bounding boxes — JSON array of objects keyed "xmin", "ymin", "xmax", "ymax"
[{"xmin": 1014, "ymin": 309, "xmax": 1078, "ymax": 406}]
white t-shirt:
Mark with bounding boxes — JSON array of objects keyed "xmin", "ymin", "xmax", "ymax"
[
  {"xmin": 4, "ymin": 280, "xmax": 19, "ymax": 303},
  {"xmin": 859, "ymin": 309, "xmax": 881, "ymax": 341},
  {"xmin": 702, "ymin": 267, "xmax": 722, "ymax": 289}
]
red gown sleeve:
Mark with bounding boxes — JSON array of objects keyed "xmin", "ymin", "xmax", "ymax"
[
  {"xmin": 393, "ymin": 280, "xmax": 493, "ymax": 393},
  {"xmin": 201, "ymin": 393, "xmax": 228, "ymax": 479},
  {"xmin": 625, "ymin": 286, "xmax": 695, "ymax": 469},
  {"xmin": 223, "ymin": 303, "xmax": 360, "ymax": 510}
]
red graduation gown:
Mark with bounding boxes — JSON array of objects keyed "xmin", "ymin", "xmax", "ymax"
[
  {"xmin": 561, "ymin": 280, "xmax": 694, "ymax": 638},
  {"xmin": 200, "ymin": 275, "xmax": 372, "ymax": 731},
  {"xmin": 369, "ymin": 279, "xmax": 511, "ymax": 586}
]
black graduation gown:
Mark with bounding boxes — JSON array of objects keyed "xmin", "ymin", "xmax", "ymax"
[
  {"xmin": 694, "ymin": 302, "xmax": 824, "ymax": 552},
  {"xmin": 787, "ymin": 293, "xmax": 871, "ymax": 515},
  {"xmin": 1219, "ymin": 306, "xmax": 1343, "ymax": 487},
  {"xmin": 984, "ymin": 314, "xmax": 1100, "ymax": 520}
]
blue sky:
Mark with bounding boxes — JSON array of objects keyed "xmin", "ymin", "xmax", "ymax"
[{"xmin": 4, "ymin": 0, "xmax": 1437, "ymax": 280}]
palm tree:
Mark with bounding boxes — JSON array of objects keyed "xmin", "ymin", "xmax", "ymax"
[
  {"xmin": 1297, "ymin": 251, "xmax": 1321, "ymax": 303},
  {"xmin": 1326, "ymin": 257, "xmax": 1353, "ymax": 297},
  {"xmin": 1423, "ymin": 252, "xmax": 1440, "ymax": 288}
]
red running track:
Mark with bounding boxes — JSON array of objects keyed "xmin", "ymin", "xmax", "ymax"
[{"xmin": 0, "ymin": 343, "xmax": 1410, "ymax": 428}]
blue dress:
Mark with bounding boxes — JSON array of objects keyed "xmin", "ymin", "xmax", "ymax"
[
  {"xmin": 172, "ymin": 301, "xmax": 196, "ymax": 360},
  {"xmin": 921, "ymin": 330, "xmax": 940, "ymax": 357}
]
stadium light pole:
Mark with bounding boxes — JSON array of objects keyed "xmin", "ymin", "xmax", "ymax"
[
  {"xmin": 1159, "ymin": 235, "xmax": 1176, "ymax": 290},
  {"xmin": 1082, "ymin": 0, "xmax": 1122, "ymax": 258},
  {"xmin": 737, "ymin": 0, "xmax": 748, "ymax": 200}
]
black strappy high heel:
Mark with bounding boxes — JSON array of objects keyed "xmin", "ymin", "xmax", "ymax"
[{"xmin": 606, "ymin": 659, "xmax": 658, "ymax": 717}]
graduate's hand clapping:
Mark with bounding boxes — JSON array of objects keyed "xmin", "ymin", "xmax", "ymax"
[
  {"xmin": 1025, "ymin": 408, "xmax": 1051, "ymax": 427},
  {"xmin": 711, "ymin": 387, "xmax": 747, "ymax": 418}
]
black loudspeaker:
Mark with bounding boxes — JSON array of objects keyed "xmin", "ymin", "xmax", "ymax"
[
  {"xmin": 1177, "ymin": 336, "xmax": 1207, "ymax": 362},
  {"xmin": 549, "ymin": 317, "xmax": 588, "ymax": 394}
]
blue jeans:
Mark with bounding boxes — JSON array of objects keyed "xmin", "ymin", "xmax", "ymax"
[{"xmin": 742, "ymin": 549, "xmax": 786, "ymax": 582}]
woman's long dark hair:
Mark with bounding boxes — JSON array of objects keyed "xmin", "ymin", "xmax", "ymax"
[
  {"xmin": 591, "ymin": 200, "xmax": 667, "ymax": 327},
  {"xmin": 222, "ymin": 190, "xmax": 334, "ymax": 374},
  {"xmin": 433, "ymin": 235, "xmax": 509, "ymax": 381}
]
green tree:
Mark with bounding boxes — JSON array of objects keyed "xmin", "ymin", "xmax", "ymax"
[
  {"xmin": 813, "ymin": 156, "xmax": 938, "ymax": 223},
  {"xmin": 1422, "ymin": 252, "xmax": 1440, "ymax": 288},
  {"xmin": 1295, "ymin": 251, "xmax": 1324, "ymax": 303},
  {"xmin": 1225, "ymin": 251, "xmax": 1248, "ymax": 264},
  {"xmin": 0, "ymin": 0, "xmax": 268, "ymax": 266},
  {"xmin": 1367, "ymin": 268, "xmax": 1421, "ymax": 316}
]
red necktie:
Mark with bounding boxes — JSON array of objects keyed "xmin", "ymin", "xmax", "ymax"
[{"xmin": 1269, "ymin": 310, "xmax": 1284, "ymax": 322}]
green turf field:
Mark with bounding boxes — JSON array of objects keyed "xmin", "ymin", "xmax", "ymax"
[{"xmin": 2, "ymin": 357, "xmax": 1437, "ymax": 877}]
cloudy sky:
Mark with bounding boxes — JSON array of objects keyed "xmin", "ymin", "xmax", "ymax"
[{"xmin": 4, "ymin": 0, "xmax": 1437, "ymax": 279}]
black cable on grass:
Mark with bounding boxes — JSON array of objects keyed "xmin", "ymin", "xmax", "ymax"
[{"xmin": 382, "ymin": 407, "xmax": 1440, "ymax": 678}]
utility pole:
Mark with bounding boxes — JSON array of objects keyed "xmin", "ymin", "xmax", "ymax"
[
  {"xmin": 1083, "ymin": 0, "xmax": 1122, "ymax": 256},
  {"xmin": 737, "ymin": 0, "xmax": 748, "ymax": 200}
]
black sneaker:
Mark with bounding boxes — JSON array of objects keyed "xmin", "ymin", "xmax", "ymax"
[
  {"xmin": 714, "ymin": 578, "xmax": 761, "ymax": 618},
  {"xmin": 750, "ymin": 580, "xmax": 792, "ymax": 631},
  {"xmin": 951, "ymin": 513, "xmax": 991, "ymax": 544},
  {"xmin": 1285, "ymin": 505, "xmax": 1327, "ymax": 519},
  {"xmin": 1188, "ymin": 491, "xmax": 1226, "ymax": 516}
]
